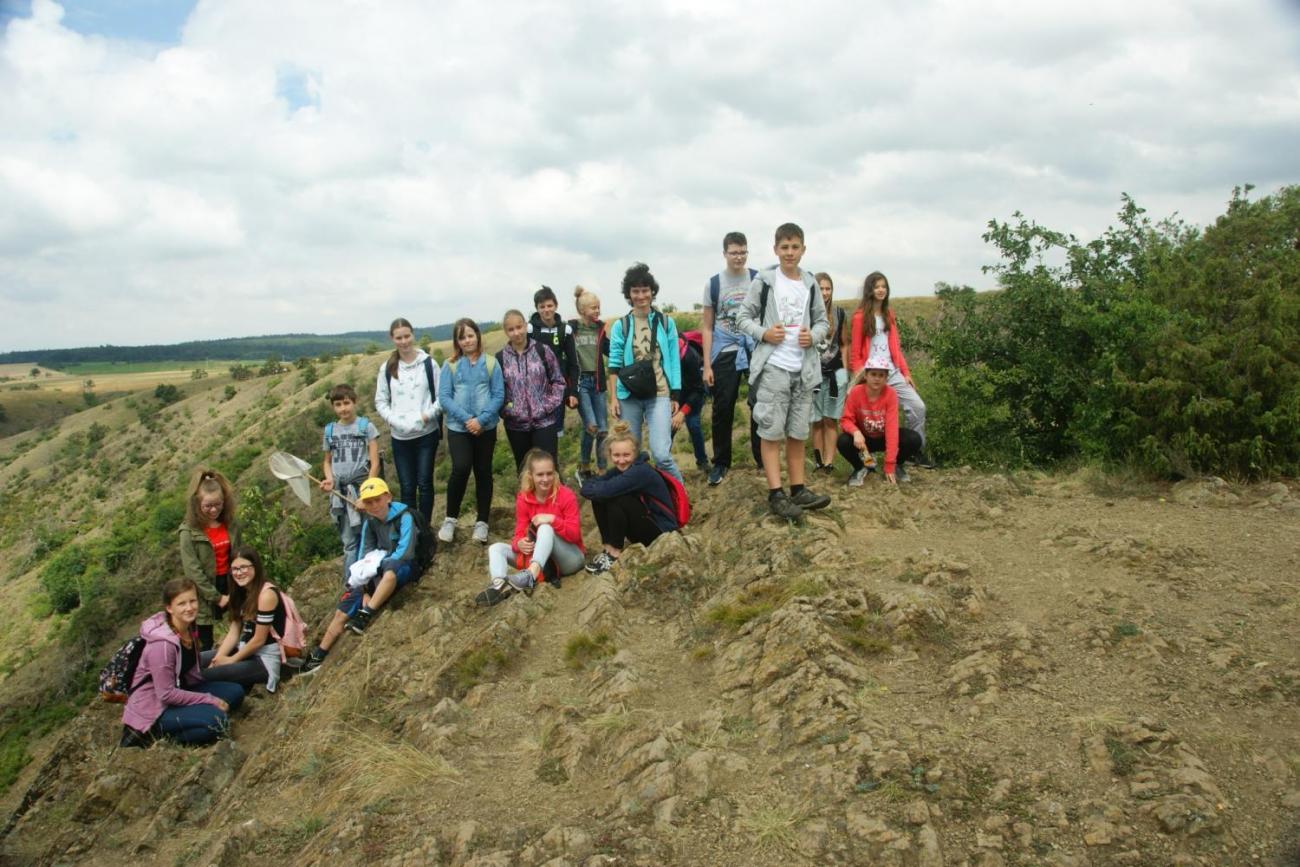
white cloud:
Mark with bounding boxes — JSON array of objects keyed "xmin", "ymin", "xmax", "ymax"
[{"xmin": 0, "ymin": 0, "xmax": 1297, "ymax": 350}]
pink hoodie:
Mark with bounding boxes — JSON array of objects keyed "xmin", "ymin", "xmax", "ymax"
[{"xmin": 122, "ymin": 611, "xmax": 222, "ymax": 733}]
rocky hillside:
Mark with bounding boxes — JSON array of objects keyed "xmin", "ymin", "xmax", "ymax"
[{"xmin": 0, "ymin": 352, "xmax": 1297, "ymax": 866}]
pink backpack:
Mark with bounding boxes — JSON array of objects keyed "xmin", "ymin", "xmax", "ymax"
[{"xmin": 270, "ymin": 587, "xmax": 307, "ymax": 661}]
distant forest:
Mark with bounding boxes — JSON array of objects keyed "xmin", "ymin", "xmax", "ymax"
[{"xmin": 0, "ymin": 322, "xmax": 499, "ymax": 367}]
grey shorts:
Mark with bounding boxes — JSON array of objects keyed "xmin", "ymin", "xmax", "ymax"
[
  {"xmin": 751, "ymin": 366, "xmax": 813, "ymax": 442},
  {"xmin": 810, "ymin": 368, "xmax": 848, "ymax": 423}
]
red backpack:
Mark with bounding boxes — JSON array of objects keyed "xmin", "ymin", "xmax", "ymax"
[{"xmin": 645, "ymin": 467, "xmax": 691, "ymax": 529}]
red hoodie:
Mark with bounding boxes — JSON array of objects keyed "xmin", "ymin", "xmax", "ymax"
[
  {"xmin": 511, "ymin": 484, "xmax": 585, "ymax": 560},
  {"xmin": 848, "ymin": 309, "xmax": 910, "ymax": 377},
  {"xmin": 841, "ymin": 382, "xmax": 902, "ymax": 474}
]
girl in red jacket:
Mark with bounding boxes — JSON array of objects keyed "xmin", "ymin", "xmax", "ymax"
[
  {"xmin": 839, "ymin": 353, "xmax": 923, "ymax": 485},
  {"xmin": 475, "ymin": 449, "xmax": 585, "ymax": 606},
  {"xmin": 847, "ymin": 272, "xmax": 928, "ymax": 458}
]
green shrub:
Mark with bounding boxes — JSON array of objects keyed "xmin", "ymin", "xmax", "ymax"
[
  {"xmin": 154, "ymin": 384, "xmax": 181, "ymax": 405},
  {"xmin": 39, "ymin": 545, "xmax": 92, "ymax": 613}
]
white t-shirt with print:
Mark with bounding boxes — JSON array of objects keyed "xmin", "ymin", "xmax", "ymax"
[{"xmin": 767, "ymin": 271, "xmax": 808, "ymax": 373}]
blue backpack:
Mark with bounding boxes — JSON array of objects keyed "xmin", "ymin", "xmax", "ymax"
[{"xmin": 325, "ymin": 416, "xmax": 384, "ymax": 480}]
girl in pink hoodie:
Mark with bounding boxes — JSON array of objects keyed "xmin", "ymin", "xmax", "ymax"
[{"xmin": 121, "ymin": 578, "xmax": 245, "ymax": 747}]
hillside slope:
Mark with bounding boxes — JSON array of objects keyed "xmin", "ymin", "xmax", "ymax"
[{"xmin": 0, "ymin": 397, "xmax": 1297, "ymax": 866}]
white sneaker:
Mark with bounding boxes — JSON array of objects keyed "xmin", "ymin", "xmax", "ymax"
[
  {"xmin": 472, "ymin": 521, "xmax": 489, "ymax": 544},
  {"xmin": 437, "ymin": 517, "xmax": 457, "ymax": 543}
]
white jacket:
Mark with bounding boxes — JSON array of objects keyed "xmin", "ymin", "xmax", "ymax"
[{"xmin": 375, "ymin": 350, "xmax": 440, "ymax": 441}]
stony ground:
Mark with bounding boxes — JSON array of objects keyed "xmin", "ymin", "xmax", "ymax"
[{"xmin": 2, "ymin": 467, "xmax": 1298, "ymax": 866}]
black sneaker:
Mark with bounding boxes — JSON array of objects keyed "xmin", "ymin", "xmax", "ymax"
[
  {"xmin": 769, "ymin": 492, "xmax": 803, "ymax": 521},
  {"xmin": 119, "ymin": 725, "xmax": 154, "ymax": 749},
  {"xmin": 707, "ymin": 464, "xmax": 728, "ymax": 486},
  {"xmin": 298, "ymin": 650, "xmax": 326, "ymax": 676},
  {"xmin": 345, "ymin": 609, "xmax": 372, "ymax": 636},
  {"xmin": 475, "ymin": 585, "xmax": 509, "ymax": 607},
  {"xmin": 914, "ymin": 451, "xmax": 936, "ymax": 470},
  {"xmin": 790, "ymin": 488, "xmax": 832, "ymax": 510},
  {"xmin": 895, "ymin": 465, "xmax": 912, "ymax": 484},
  {"xmin": 586, "ymin": 552, "xmax": 617, "ymax": 573},
  {"xmin": 696, "ymin": 459, "xmax": 711, "ymax": 474}
]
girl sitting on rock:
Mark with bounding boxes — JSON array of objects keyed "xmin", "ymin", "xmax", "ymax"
[
  {"xmin": 839, "ymin": 351, "xmax": 922, "ymax": 485},
  {"xmin": 579, "ymin": 420, "xmax": 680, "ymax": 574},
  {"xmin": 201, "ymin": 548, "xmax": 291, "ymax": 692},
  {"xmin": 121, "ymin": 578, "xmax": 245, "ymax": 747},
  {"xmin": 178, "ymin": 467, "xmax": 241, "ymax": 651},
  {"xmin": 475, "ymin": 448, "xmax": 584, "ymax": 606}
]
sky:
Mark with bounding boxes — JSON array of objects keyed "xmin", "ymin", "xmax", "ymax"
[{"xmin": 1, "ymin": 0, "xmax": 1297, "ymax": 352}]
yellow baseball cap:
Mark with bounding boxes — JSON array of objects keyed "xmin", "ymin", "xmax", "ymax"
[{"xmin": 358, "ymin": 478, "xmax": 390, "ymax": 500}]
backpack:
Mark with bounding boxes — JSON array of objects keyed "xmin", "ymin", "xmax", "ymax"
[
  {"xmin": 710, "ymin": 268, "xmax": 759, "ymax": 315},
  {"xmin": 99, "ymin": 636, "xmax": 146, "ymax": 703},
  {"xmin": 403, "ymin": 505, "xmax": 437, "ymax": 575},
  {"xmin": 325, "ymin": 416, "xmax": 385, "ymax": 481},
  {"xmin": 757, "ymin": 272, "xmax": 819, "ymax": 326},
  {"xmin": 269, "ymin": 587, "xmax": 307, "ymax": 661},
  {"xmin": 645, "ymin": 466, "xmax": 691, "ymax": 529}
]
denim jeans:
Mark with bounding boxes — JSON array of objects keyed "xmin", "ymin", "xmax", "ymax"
[
  {"xmin": 576, "ymin": 373, "xmax": 608, "ymax": 469},
  {"xmin": 335, "ymin": 508, "xmax": 362, "ymax": 584},
  {"xmin": 672, "ymin": 409, "xmax": 709, "ymax": 467},
  {"xmin": 153, "ymin": 680, "xmax": 245, "ymax": 745},
  {"xmin": 618, "ymin": 394, "xmax": 683, "ymax": 483},
  {"xmin": 391, "ymin": 430, "xmax": 439, "ymax": 521}
]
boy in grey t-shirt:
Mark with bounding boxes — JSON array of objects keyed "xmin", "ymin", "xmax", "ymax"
[
  {"xmin": 702, "ymin": 231, "xmax": 763, "ymax": 485},
  {"xmin": 321, "ymin": 383, "xmax": 381, "ymax": 580}
]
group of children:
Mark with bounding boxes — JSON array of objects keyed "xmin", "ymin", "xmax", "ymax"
[{"xmin": 118, "ymin": 221, "xmax": 928, "ymax": 747}]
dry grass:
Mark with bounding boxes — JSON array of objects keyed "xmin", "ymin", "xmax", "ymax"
[
  {"xmin": 738, "ymin": 801, "xmax": 810, "ymax": 853},
  {"xmin": 331, "ymin": 732, "xmax": 459, "ymax": 803}
]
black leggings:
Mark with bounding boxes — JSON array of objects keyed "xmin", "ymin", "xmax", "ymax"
[
  {"xmin": 837, "ymin": 429, "xmax": 922, "ymax": 470},
  {"xmin": 446, "ymin": 429, "xmax": 497, "ymax": 523},
  {"xmin": 591, "ymin": 494, "xmax": 662, "ymax": 550},
  {"xmin": 506, "ymin": 426, "xmax": 559, "ymax": 472}
]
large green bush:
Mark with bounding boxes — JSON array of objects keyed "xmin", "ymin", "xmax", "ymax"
[{"xmin": 918, "ymin": 186, "xmax": 1300, "ymax": 478}]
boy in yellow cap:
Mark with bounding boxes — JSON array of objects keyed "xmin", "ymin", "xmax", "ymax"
[{"xmin": 300, "ymin": 478, "xmax": 430, "ymax": 674}]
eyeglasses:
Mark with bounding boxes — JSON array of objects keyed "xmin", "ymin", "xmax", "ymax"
[
  {"xmin": 200, "ymin": 502, "xmax": 224, "ymax": 511},
  {"xmin": 231, "ymin": 564, "xmax": 254, "ymax": 573},
  {"xmin": 725, "ymin": 250, "xmax": 748, "ymax": 256}
]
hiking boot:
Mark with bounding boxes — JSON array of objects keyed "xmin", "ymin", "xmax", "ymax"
[
  {"xmin": 472, "ymin": 521, "xmax": 489, "ymax": 544},
  {"xmin": 895, "ymin": 465, "xmax": 911, "ymax": 484},
  {"xmin": 437, "ymin": 517, "xmax": 457, "ymax": 543},
  {"xmin": 586, "ymin": 552, "xmax": 617, "ymax": 574},
  {"xmin": 848, "ymin": 467, "xmax": 871, "ymax": 487},
  {"xmin": 298, "ymin": 649, "xmax": 326, "ymax": 676},
  {"xmin": 790, "ymin": 488, "xmax": 832, "ymax": 510},
  {"xmin": 768, "ymin": 492, "xmax": 803, "ymax": 521},
  {"xmin": 506, "ymin": 569, "xmax": 536, "ymax": 594},
  {"xmin": 475, "ymin": 585, "xmax": 509, "ymax": 607},
  {"xmin": 345, "ymin": 608, "xmax": 372, "ymax": 636},
  {"xmin": 707, "ymin": 464, "xmax": 728, "ymax": 486}
]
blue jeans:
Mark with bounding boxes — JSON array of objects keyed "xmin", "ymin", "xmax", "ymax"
[
  {"xmin": 618, "ymin": 394, "xmax": 683, "ymax": 483},
  {"xmin": 576, "ymin": 373, "xmax": 608, "ymax": 469},
  {"xmin": 672, "ymin": 408, "xmax": 709, "ymax": 467},
  {"xmin": 335, "ymin": 508, "xmax": 362, "ymax": 584},
  {"xmin": 391, "ymin": 431, "xmax": 439, "ymax": 521},
  {"xmin": 154, "ymin": 680, "xmax": 245, "ymax": 745}
]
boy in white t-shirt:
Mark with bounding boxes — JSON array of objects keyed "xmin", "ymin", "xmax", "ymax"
[{"xmin": 735, "ymin": 223, "xmax": 832, "ymax": 520}]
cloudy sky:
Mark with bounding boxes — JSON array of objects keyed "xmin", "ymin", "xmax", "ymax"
[{"xmin": 1, "ymin": 0, "xmax": 1297, "ymax": 352}]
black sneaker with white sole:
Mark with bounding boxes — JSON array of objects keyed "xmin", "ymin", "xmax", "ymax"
[
  {"xmin": 790, "ymin": 488, "xmax": 832, "ymax": 510},
  {"xmin": 768, "ymin": 492, "xmax": 803, "ymax": 521}
]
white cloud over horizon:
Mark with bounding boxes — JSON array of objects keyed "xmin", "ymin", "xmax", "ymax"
[{"xmin": 1, "ymin": 0, "xmax": 1297, "ymax": 351}]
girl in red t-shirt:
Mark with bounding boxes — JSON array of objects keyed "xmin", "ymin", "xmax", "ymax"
[
  {"xmin": 179, "ymin": 467, "xmax": 242, "ymax": 650},
  {"xmin": 839, "ymin": 357, "xmax": 923, "ymax": 485},
  {"xmin": 847, "ymin": 271, "xmax": 928, "ymax": 457}
]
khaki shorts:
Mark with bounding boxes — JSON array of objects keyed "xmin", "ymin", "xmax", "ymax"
[{"xmin": 751, "ymin": 366, "xmax": 813, "ymax": 442}]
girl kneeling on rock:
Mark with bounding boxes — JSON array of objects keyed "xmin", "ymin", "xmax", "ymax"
[
  {"xmin": 579, "ymin": 420, "xmax": 680, "ymax": 574},
  {"xmin": 201, "ymin": 548, "xmax": 292, "ymax": 692},
  {"xmin": 121, "ymin": 578, "xmax": 245, "ymax": 748},
  {"xmin": 475, "ymin": 449, "xmax": 585, "ymax": 606},
  {"xmin": 839, "ymin": 351, "xmax": 922, "ymax": 486}
]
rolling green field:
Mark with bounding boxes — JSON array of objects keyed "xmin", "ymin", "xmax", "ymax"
[{"xmin": 50, "ymin": 359, "xmax": 237, "ymax": 376}]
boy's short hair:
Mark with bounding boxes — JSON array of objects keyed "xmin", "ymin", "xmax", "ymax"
[
  {"xmin": 722, "ymin": 231, "xmax": 747, "ymax": 250},
  {"xmin": 774, "ymin": 222, "xmax": 804, "ymax": 244},
  {"xmin": 621, "ymin": 262, "xmax": 660, "ymax": 302},
  {"xmin": 533, "ymin": 285, "xmax": 557, "ymax": 308},
  {"xmin": 328, "ymin": 384, "xmax": 357, "ymax": 403}
]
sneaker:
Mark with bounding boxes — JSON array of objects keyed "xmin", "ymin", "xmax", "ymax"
[
  {"xmin": 298, "ymin": 649, "xmax": 326, "ymax": 676},
  {"xmin": 475, "ymin": 585, "xmax": 509, "ymax": 607},
  {"xmin": 895, "ymin": 465, "xmax": 912, "ymax": 484},
  {"xmin": 790, "ymin": 488, "xmax": 832, "ymax": 510},
  {"xmin": 697, "ymin": 459, "xmax": 711, "ymax": 474},
  {"xmin": 574, "ymin": 467, "xmax": 589, "ymax": 486},
  {"xmin": 914, "ymin": 451, "xmax": 936, "ymax": 470},
  {"xmin": 506, "ymin": 569, "xmax": 536, "ymax": 594},
  {"xmin": 472, "ymin": 521, "xmax": 489, "ymax": 544},
  {"xmin": 437, "ymin": 517, "xmax": 457, "ymax": 543},
  {"xmin": 586, "ymin": 552, "xmax": 617, "ymax": 573},
  {"xmin": 708, "ymin": 464, "xmax": 728, "ymax": 486},
  {"xmin": 345, "ymin": 609, "xmax": 372, "ymax": 636},
  {"xmin": 768, "ymin": 492, "xmax": 803, "ymax": 521},
  {"xmin": 848, "ymin": 467, "xmax": 870, "ymax": 487}
]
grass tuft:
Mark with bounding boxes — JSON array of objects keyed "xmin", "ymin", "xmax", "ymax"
[{"xmin": 564, "ymin": 631, "xmax": 616, "ymax": 670}]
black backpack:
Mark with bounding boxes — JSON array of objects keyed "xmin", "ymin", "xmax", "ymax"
[
  {"xmin": 710, "ymin": 268, "xmax": 759, "ymax": 315},
  {"xmin": 402, "ymin": 505, "xmax": 437, "ymax": 576},
  {"xmin": 99, "ymin": 636, "xmax": 146, "ymax": 703}
]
